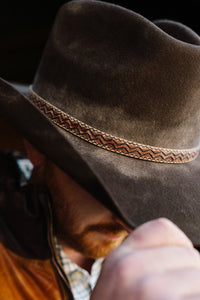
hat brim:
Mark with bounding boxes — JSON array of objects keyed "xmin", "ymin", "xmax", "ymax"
[
  {"xmin": 0, "ymin": 80, "xmax": 30, "ymax": 153},
  {"xmin": 1, "ymin": 77, "xmax": 200, "ymax": 246}
]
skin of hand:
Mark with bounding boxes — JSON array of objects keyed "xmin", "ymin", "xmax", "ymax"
[{"xmin": 90, "ymin": 218, "xmax": 200, "ymax": 300}]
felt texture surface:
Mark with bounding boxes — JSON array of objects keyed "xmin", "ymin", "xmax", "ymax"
[{"xmin": 1, "ymin": 0, "xmax": 200, "ymax": 246}]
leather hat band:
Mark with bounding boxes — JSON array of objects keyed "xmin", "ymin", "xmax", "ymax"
[{"xmin": 28, "ymin": 87, "xmax": 200, "ymax": 164}]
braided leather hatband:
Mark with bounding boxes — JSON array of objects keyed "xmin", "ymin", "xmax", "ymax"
[{"xmin": 28, "ymin": 88, "xmax": 200, "ymax": 164}]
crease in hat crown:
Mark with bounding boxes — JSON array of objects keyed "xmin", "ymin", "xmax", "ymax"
[{"xmin": 30, "ymin": 0, "xmax": 200, "ymax": 164}]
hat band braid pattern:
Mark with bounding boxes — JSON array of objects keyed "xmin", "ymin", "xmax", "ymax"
[{"xmin": 28, "ymin": 88, "xmax": 200, "ymax": 164}]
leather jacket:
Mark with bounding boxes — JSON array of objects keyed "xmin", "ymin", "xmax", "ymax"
[{"xmin": 0, "ymin": 151, "xmax": 74, "ymax": 299}]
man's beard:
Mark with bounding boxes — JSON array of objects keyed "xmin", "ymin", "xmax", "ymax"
[
  {"xmin": 57, "ymin": 223, "xmax": 128, "ymax": 259},
  {"xmin": 43, "ymin": 161, "xmax": 129, "ymax": 259}
]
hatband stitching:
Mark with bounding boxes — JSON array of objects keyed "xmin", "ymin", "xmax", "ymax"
[{"xmin": 28, "ymin": 87, "xmax": 200, "ymax": 164}]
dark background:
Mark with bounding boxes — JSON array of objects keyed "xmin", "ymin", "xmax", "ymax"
[{"xmin": 1, "ymin": 0, "xmax": 200, "ymax": 84}]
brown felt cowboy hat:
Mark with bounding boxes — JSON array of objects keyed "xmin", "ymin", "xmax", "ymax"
[{"xmin": 1, "ymin": 0, "xmax": 200, "ymax": 245}]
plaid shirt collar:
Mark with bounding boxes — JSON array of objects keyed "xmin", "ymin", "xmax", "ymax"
[{"xmin": 55, "ymin": 238, "xmax": 104, "ymax": 300}]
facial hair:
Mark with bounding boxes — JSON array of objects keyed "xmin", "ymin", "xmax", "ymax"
[
  {"xmin": 44, "ymin": 161, "xmax": 129, "ymax": 259},
  {"xmin": 57, "ymin": 222, "xmax": 129, "ymax": 259}
]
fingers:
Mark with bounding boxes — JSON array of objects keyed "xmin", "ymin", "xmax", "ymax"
[
  {"xmin": 109, "ymin": 246, "xmax": 200, "ymax": 284},
  {"xmin": 91, "ymin": 218, "xmax": 200, "ymax": 300},
  {"xmin": 186, "ymin": 297, "xmax": 200, "ymax": 300},
  {"xmin": 108, "ymin": 218, "xmax": 193, "ymax": 261},
  {"xmin": 122, "ymin": 218, "xmax": 193, "ymax": 249},
  {"xmin": 132, "ymin": 269, "xmax": 200, "ymax": 300}
]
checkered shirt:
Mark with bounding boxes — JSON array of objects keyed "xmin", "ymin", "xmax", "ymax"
[{"xmin": 55, "ymin": 239, "xmax": 104, "ymax": 300}]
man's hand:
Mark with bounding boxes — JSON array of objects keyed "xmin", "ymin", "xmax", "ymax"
[{"xmin": 91, "ymin": 218, "xmax": 200, "ymax": 300}]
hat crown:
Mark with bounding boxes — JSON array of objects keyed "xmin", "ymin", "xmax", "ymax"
[{"xmin": 33, "ymin": 0, "xmax": 200, "ymax": 149}]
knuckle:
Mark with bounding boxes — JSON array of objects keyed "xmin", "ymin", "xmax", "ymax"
[
  {"xmin": 173, "ymin": 246, "xmax": 200, "ymax": 267},
  {"xmin": 185, "ymin": 246, "xmax": 200, "ymax": 262},
  {"xmin": 193, "ymin": 247, "xmax": 200, "ymax": 259},
  {"xmin": 111, "ymin": 252, "xmax": 143, "ymax": 280},
  {"xmin": 103, "ymin": 254, "xmax": 132, "ymax": 283},
  {"xmin": 181, "ymin": 245, "xmax": 197, "ymax": 255},
  {"xmin": 135, "ymin": 275, "xmax": 159, "ymax": 299},
  {"xmin": 155, "ymin": 218, "xmax": 192, "ymax": 245},
  {"xmin": 156, "ymin": 217, "xmax": 175, "ymax": 230},
  {"xmin": 112, "ymin": 256, "xmax": 132, "ymax": 281},
  {"xmin": 110, "ymin": 251, "xmax": 148, "ymax": 283},
  {"xmin": 134, "ymin": 275, "xmax": 170, "ymax": 300},
  {"xmin": 128, "ymin": 251, "xmax": 146, "ymax": 270}
]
